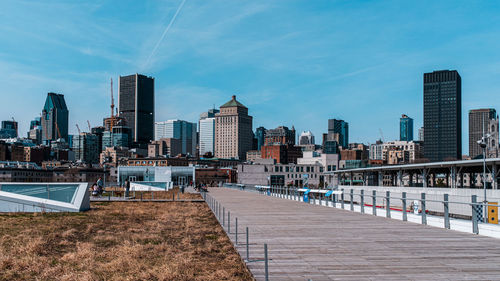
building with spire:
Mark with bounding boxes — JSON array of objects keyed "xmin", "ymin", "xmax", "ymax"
[
  {"xmin": 214, "ymin": 95, "xmax": 253, "ymax": 160},
  {"xmin": 41, "ymin": 92, "xmax": 69, "ymax": 144}
]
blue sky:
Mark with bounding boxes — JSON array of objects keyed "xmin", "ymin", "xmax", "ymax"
[{"xmin": 1, "ymin": 1, "xmax": 500, "ymax": 152}]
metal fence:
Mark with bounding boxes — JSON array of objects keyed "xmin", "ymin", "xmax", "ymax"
[
  {"xmin": 201, "ymin": 191, "xmax": 269, "ymax": 281},
  {"xmin": 223, "ymin": 184, "xmax": 500, "ymax": 236}
]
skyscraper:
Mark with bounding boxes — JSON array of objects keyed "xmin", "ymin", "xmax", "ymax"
[
  {"xmin": 154, "ymin": 120, "xmax": 197, "ymax": 155},
  {"xmin": 41, "ymin": 92, "xmax": 69, "ymax": 144},
  {"xmin": 423, "ymin": 70, "xmax": 462, "ymax": 162},
  {"xmin": 469, "ymin": 109, "xmax": 499, "ymax": 159},
  {"xmin": 215, "ymin": 95, "xmax": 253, "ymax": 160},
  {"xmin": 418, "ymin": 127, "xmax": 424, "ymax": 142},
  {"xmin": 199, "ymin": 109, "xmax": 219, "ymax": 156},
  {"xmin": 72, "ymin": 133, "xmax": 99, "ymax": 164},
  {"xmin": 328, "ymin": 119, "xmax": 348, "ymax": 148},
  {"xmin": 118, "ymin": 74, "xmax": 154, "ymax": 146},
  {"xmin": 255, "ymin": 127, "xmax": 267, "ymax": 151},
  {"xmin": 400, "ymin": 114, "xmax": 414, "ymax": 141}
]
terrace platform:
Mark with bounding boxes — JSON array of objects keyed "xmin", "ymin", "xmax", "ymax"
[{"xmin": 208, "ymin": 187, "xmax": 500, "ymax": 280}]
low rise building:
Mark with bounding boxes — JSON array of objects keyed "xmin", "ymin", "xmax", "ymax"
[
  {"xmin": 195, "ymin": 167, "xmax": 237, "ymax": 186},
  {"xmin": 237, "ymin": 163, "xmax": 328, "ymax": 188},
  {"xmin": 246, "ymin": 150, "xmax": 262, "ymax": 162},
  {"xmin": 100, "ymin": 146, "xmax": 129, "ymax": 166},
  {"xmin": 369, "ymin": 140, "xmax": 422, "ymax": 164}
]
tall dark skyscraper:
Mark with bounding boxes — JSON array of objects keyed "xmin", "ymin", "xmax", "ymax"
[
  {"xmin": 118, "ymin": 74, "xmax": 154, "ymax": 146},
  {"xmin": 400, "ymin": 114, "xmax": 413, "ymax": 141},
  {"xmin": 328, "ymin": 119, "xmax": 349, "ymax": 148},
  {"xmin": 41, "ymin": 92, "xmax": 69, "ymax": 144},
  {"xmin": 423, "ymin": 70, "xmax": 462, "ymax": 162}
]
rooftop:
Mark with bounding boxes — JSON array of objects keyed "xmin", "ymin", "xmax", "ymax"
[{"xmin": 220, "ymin": 95, "xmax": 247, "ymax": 108}]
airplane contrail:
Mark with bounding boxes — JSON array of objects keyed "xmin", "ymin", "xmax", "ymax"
[{"xmin": 145, "ymin": 0, "xmax": 187, "ymax": 68}]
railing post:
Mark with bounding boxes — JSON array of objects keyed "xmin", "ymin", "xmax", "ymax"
[
  {"xmin": 421, "ymin": 193, "xmax": 427, "ymax": 225},
  {"xmin": 246, "ymin": 227, "xmax": 249, "ymax": 261},
  {"xmin": 472, "ymin": 195, "xmax": 479, "ymax": 234},
  {"xmin": 402, "ymin": 192, "xmax": 407, "ymax": 222},
  {"xmin": 360, "ymin": 189, "xmax": 365, "ymax": 213},
  {"xmin": 341, "ymin": 188, "xmax": 345, "ymax": 209},
  {"xmin": 386, "ymin": 191, "xmax": 391, "ymax": 218},
  {"xmin": 350, "ymin": 189, "xmax": 354, "ymax": 211},
  {"xmin": 264, "ymin": 243, "xmax": 269, "ymax": 281},
  {"xmin": 372, "ymin": 190, "xmax": 377, "ymax": 215},
  {"xmin": 223, "ymin": 207, "xmax": 225, "ymax": 226},
  {"xmin": 444, "ymin": 194, "xmax": 450, "ymax": 229},
  {"xmin": 235, "ymin": 218, "xmax": 238, "ymax": 244},
  {"xmin": 228, "ymin": 211, "xmax": 231, "ymax": 234}
]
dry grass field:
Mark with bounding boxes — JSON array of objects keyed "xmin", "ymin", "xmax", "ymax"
[{"xmin": 0, "ymin": 201, "xmax": 253, "ymax": 281}]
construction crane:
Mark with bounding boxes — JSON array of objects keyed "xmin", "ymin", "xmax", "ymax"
[
  {"xmin": 87, "ymin": 120, "xmax": 91, "ymax": 132},
  {"xmin": 379, "ymin": 128, "xmax": 385, "ymax": 143},
  {"xmin": 110, "ymin": 78, "xmax": 114, "ymax": 118},
  {"xmin": 76, "ymin": 124, "xmax": 81, "ymax": 134}
]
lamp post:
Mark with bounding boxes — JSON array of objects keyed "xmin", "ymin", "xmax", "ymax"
[{"xmin": 477, "ymin": 134, "xmax": 491, "ymax": 223}]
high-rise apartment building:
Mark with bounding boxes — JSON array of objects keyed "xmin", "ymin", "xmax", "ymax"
[
  {"xmin": 154, "ymin": 120, "xmax": 197, "ymax": 155},
  {"xmin": 199, "ymin": 109, "xmax": 219, "ymax": 156},
  {"xmin": 469, "ymin": 108, "xmax": 499, "ymax": 158},
  {"xmin": 423, "ymin": 70, "xmax": 462, "ymax": 162},
  {"xmin": 118, "ymin": 74, "xmax": 154, "ymax": 146},
  {"xmin": 102, "ymin": 125, "xmax": 132, "ymax": 149},
  {"xmin": 400, "ymin": 114, "xmax": 413, "ymax": 141},
  {"xmin": 214, "ymin": 95, "xmax": 253, "ymax": 160},
  {"xmin": 41, "ymin": 92, "xmax": 69, "ymax": 144},
  {"xmin": 328, "ymin": 119, "xmax": 348, "ymax": 148},
  {"xmin": 418, "ymin": 127, "xmax": 424, "ymax": 142},
  {"xmin": 72, "ymin": 133, "xmax": 99, "ymax": 164}
]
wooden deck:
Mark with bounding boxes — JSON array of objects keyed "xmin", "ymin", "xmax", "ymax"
[{"xmin": 208, "ymin": 188, "xmax": 500, "ymax": 281}]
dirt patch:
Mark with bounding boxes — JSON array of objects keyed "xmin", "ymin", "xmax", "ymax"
[{"xmin": 0, "ymin": 201, "xmax": 253, "ymax": 281}]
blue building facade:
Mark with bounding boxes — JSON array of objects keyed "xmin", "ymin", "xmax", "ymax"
[
  {"xmin": 255, "ymin": 126, "xmax": 266, "ymax": 151},
  {"xmin": 328, "ymin": 119, "xmax": 349, "ymax": 148},
  {"xmin": 400, "ymin": 114, "xmax": 414, "ymax": 141},
  {"xmin": 41, "ymin": 92, "xmax": 69, "ymax": 144}
]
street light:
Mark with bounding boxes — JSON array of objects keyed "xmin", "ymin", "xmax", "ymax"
[{"xmin": 477, "ymin": 133, "xmax": 491, "ymax": 223}]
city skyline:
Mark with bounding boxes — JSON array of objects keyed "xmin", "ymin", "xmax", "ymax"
[{"xmin": 2, "ymin": 1, "xmax": 500, "ymax": 152}]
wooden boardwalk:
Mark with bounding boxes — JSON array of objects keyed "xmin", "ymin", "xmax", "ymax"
[{"xmin": 208, "ymin": 188, "xmax": 500, "ymax": 281}]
